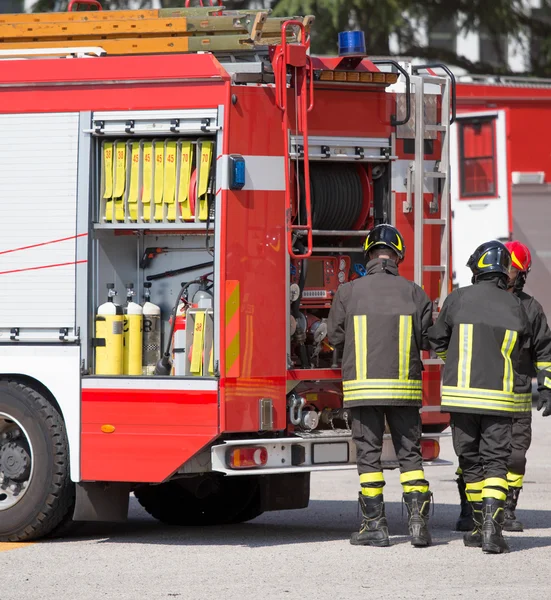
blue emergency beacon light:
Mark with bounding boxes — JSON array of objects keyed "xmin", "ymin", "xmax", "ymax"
[{"xmin": 338, "ymin": 30, "xmax": 367, "ymax": 57}]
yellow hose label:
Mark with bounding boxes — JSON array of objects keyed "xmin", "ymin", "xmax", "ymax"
[
  {"xmin": 103, "ymin": 142, "xmax": 114, "ymax": 221},
  {"xmin": 198, "ymin": 141, "xmax": 213, "ymax": 221},
  {"xmin": 154, "ymin": 141, "xmax": 165, "ymax": 221},
  {"xmin": 178, "ymin": 141, "xmax": 193, "ymax": 220},
  {"xmin": 128, "ymin": 142, "xmax": 140, "ymax": 221},
  {"xmin": 114, "ymin": 141, "xmax": 126, "ymax": 221},
  {"xmin": 141, "ymin": 141, "xmax": 153, "ymax": 221},
  {"xmin": 164, "ymin": 140, "xmax": 177, "ymax": 221},
  {"xmin": 190, "ymin": 312, "xmax": 205, "ymax": 376}
]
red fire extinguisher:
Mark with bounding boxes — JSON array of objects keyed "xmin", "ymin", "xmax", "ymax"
[{"xmin": 171, "ymin": 299, "xmax": 189, "ymax": 376}]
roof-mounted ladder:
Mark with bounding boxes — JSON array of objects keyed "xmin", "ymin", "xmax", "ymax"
[{"xmin": 0, "ymin": 4, "xmax": 314, "ymax": 57}]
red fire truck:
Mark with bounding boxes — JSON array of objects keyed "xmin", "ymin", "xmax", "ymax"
[
  {"xmin": 451, "ymin": 76, "xmax": 551, "ymax": 288},
  {"xmin": 0, "ymin": 3, "xmax": 453, "ymax": 542}
]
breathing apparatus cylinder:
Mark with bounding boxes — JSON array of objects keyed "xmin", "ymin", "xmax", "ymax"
[
  {"xmin": 142, "ymin": 282, "xmax": 161, "ymax": 376},
  {"xmin": 95, "ymin": 283, "xmax": 124, "ymax": 375},
  {"xmin": 123, "ymin": 283, "xmax": 143, "ymax": 376}
]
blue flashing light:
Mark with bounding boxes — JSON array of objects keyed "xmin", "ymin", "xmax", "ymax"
[
  {"xmin": 229, "ymin": 154, "xmax": 245, "ymax": 190},
  {"xmin": 338, "ymin": 30, "xmax": 366, "ymax": 57}
]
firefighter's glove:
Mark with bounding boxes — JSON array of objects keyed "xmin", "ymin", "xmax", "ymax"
[{"xmin": 537, "ymin": 388, "xmax": 551, "ymax": 417}]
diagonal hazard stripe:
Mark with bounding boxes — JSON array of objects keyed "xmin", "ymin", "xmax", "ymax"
[{"xmin": 225, "ymin": 280, "xmax": 240, "ymax": 377}]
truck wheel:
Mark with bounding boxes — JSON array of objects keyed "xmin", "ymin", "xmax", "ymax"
[
  {"xmin": 0, "ymin": 380, "xmax": 74, "ymax": 542},
  {"xmin": 134, "ymin": 475, "xmax": 263, "ymax": 526}
]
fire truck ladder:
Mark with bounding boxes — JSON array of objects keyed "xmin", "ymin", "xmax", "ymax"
[
  {"xmin": 273, "ymin": 20, "xmax": 314, "ymax": 260},
  {"xmin": 409, "ymin": 64, "xmax": 456, "ymax": 310},
  {"xmin": 0, "ymin": 3, "xmax": 312, "ymax": 56}
]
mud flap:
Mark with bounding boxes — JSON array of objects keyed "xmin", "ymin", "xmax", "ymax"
[
  {"xmin": 259, "ymin": 472, "xmax": 310, "ymax": 512},
  {"xmin": 73, "ymin": 482, "xmax": 131, "ymax": 522}
]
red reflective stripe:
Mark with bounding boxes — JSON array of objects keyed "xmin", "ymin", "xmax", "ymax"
[
  {"xmin": 0, "ymin": 233, "xmax": 88, "ymax": 256},
  {"xmin": 0, "ymin": 259, "xmax": 87, "ymax": 276}
]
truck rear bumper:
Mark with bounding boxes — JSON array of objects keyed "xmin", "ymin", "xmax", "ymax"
[{"xmin": 211, "ymin": 430, "xmax": 452, "ymax": 476}]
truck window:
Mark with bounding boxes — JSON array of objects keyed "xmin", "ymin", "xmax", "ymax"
[{"xmin": 458, "ymin": 117, "xmax": 497, "ymax": 198}]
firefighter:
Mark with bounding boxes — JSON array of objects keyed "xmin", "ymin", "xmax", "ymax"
[
  {"xmin": 429, "ymin": 240, "xmax": 551, "ymax": 554},
  {"xmin": 454, "ymin": 240, "xmax": 551, "ymax": 533},
  {"xmin": 327, "ymin": 224, "xmax": 433, "ymax": 548}
]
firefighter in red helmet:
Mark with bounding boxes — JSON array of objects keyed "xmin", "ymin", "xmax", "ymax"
[{"xmin": 454, "ymin": 240, "xmax": 551, "ymax": 534}]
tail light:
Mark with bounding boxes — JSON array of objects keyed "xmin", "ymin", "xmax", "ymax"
[
  {"xmin": 227, "ymin": 446, "xmax": 268, "ymax": 469},
  {"xmin": 421, "ymin": 439, "xmax": 440, "ymax": 461}
]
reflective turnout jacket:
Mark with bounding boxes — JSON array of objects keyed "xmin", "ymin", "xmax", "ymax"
[
  {"xmin": 327, "ymin": 258, "xmax": 433, "ymax": 408},
  {"xmin": 516, "ymin": 290, "xmax": 551, "ymax": 416},
  {"xmin": 428, "ymin": 278, "xmax": 533, "ymax": 417}
]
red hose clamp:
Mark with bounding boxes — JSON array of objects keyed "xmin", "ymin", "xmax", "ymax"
[{"xmin": 68, "ymin": 0, "xmax": 103, "ymax": 10}]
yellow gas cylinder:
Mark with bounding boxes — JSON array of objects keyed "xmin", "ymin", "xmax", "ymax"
[
  {"xmin": 123, "ymin": 283, "xmax": 143, "ymax": 376},
  {"xmin": 95, "ymin": 283, "xmax": 124, "ymax": 375}
]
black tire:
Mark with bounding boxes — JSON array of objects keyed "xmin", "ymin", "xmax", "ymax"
[
  {"xmin": 134, "ymin": 475, "xmax": 263, "ymax": 526},
  {"xmin": 0, "ymin": 380, "xmax": 74, "ymax": 542}
]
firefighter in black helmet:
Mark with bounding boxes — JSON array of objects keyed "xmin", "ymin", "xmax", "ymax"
[
  {"xmin": 429, "ymin": 240, "xmax": 551, "ymax": 554},
  {"xmin": 327, "ymin": 223, "xmax": 434, "ymax": 548}
]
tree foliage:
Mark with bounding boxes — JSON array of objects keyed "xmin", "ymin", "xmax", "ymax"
[{"xmin": 27, "ymin": 0, "xmax": 551, "ymax": 76}]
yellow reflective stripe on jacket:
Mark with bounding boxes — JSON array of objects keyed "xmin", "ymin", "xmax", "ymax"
[
  {"xmin": 545, "ymin": 376, "xmax": 551, "ymax": 389},
  {"xmin": 442, "ymin": 397, "xmax": 518, "ymax": 413},
  {"xmin": 343, "ymin": 379, "xmax": 422, "ymax": 391},
  {"xmin": 436, "ymin": 350, "xmax": 447, "ymax": 362},
  {"xmin": 457, "ymin": 324, "xmax": 473, "ymax": 388},
  {"xmin": 399, "ymin": 315, "xmax": 412, "ymax": 381},
  {"xmin": 442, "ymin": 385, "xmax": 521, "ymax": 402},
  {"xmin": 344, "ymin": 388, "xmax": 422, "ymax": 402},
  {"xmin": 536, "ymin": 361, "xmax": 551, "ymax": 372},
  {"xmin": 353, "ymin": 315, "xmax": 367, "ymax": 380},
  {"xmin": 514, "ymin": 395, "xmax": 532, "ymax": 412},
  {"xmin": 500, "ymin": 329, "xmax": 517, "ymax": 393}
]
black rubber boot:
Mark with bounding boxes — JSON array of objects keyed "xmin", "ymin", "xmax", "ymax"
[
  {"xmin": 350, "ymin": 493, "xmax": 390, "ymax": 547},
  {"xmin": 481, "ymin": 498, "xmax": 510, "ymax": 554},
  {"xmin": 503, "ymin": 487, "xmax": 524, "ymax": 532},
  {"xmin": 403, "ymin": 491, "xmax": 432, "ymax": 547},
  {"xmin": 462, "ymin": 501, "xmax": 483, "ymax": 548},
  {"xmin": 455, "ymin": 474, "xmax": 474, "ymax": 532}
]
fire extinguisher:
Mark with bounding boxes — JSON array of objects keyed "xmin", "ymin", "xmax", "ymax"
[{"xmin": 171, "ymin": 297, "xmax": 189, "ymax": 376}]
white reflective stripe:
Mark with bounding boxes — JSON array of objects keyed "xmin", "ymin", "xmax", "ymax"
[
  {"xmin": 219, "ymin": 155, "xmax": 285, "ymax": 191},
  {"xmin": 82, "ymin": 378, "xmax": 218, "ymax": 391}
]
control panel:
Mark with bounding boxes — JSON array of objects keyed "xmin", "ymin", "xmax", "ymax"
[{"xmin": 291, "ymin": 256, "xmax": 351, "ymax": 308}]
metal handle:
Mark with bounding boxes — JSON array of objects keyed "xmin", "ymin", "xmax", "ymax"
[
  {"xmin": 185, "ymin": 0, "xmax": 223, "ymax": 5},
  {"xmin": 412, "ymin": 63, "xmax": 457, "ymax": 124},
  {"xmin": 371, "ymin": 60, "xmax": 411, "ymax": 127},
  {"xmin": 68, "ymin": 0, "xmax": 102, "ymax": 10}
]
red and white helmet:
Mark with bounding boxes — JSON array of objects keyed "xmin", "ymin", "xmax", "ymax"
[
  {"xmin": 505, "ymin": 240, "xmax": 531, "ymax": 291},
  {"xmin": 504, "ymin": 241, "xmax": 532, "ymax": 273}
]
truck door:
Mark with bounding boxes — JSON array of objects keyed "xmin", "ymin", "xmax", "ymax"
[{"xmin": 450, "ymin": 109, "xmax": 511, "ymax": 288}]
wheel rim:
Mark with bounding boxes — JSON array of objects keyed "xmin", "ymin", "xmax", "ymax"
[{"xmin": 0, "ymin": 413, "xmax": 34, "ymax": 511}]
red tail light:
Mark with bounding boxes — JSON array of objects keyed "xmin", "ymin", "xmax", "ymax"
[
  {"xmin": 227, "ymin": 446, "xmax": 268, "ymax": 469},
  {"xmin": 421, "ymin": 439, "xmax": 440, "ymax": 461}
]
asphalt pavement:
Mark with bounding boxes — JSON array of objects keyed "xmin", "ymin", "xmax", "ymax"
[{"xmin": 1, "ymin": 406, "xmax": 550, "ymax": 600}]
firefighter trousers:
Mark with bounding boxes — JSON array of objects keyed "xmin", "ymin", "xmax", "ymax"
[
  {"xmin": 501, "ymin": 414, "xmax": 533, "ymax": 490},
  {"xmin": 452, "ymin": 413, "xmax": 512, "ymax": 502},
  {"xmin": 351, "ymin": 406, "xmax": 429, "ymax": 496}
]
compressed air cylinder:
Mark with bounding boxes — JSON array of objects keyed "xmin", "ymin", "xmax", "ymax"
[
  {"xmin": 123, "ymin": 283, "xmax": 143, "ymax": 376},
  {"xmin": 142, "ymin": 282, "xmax": 161, "ymax": 376},
  {"xmin": 95, "ymin": 284, "xmax": 124, "ymax": 375}
]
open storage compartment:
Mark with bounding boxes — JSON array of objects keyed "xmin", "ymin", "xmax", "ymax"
[{"xmin": 87, "ymin": 110, "xmax": 220, "ymax": 379}]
